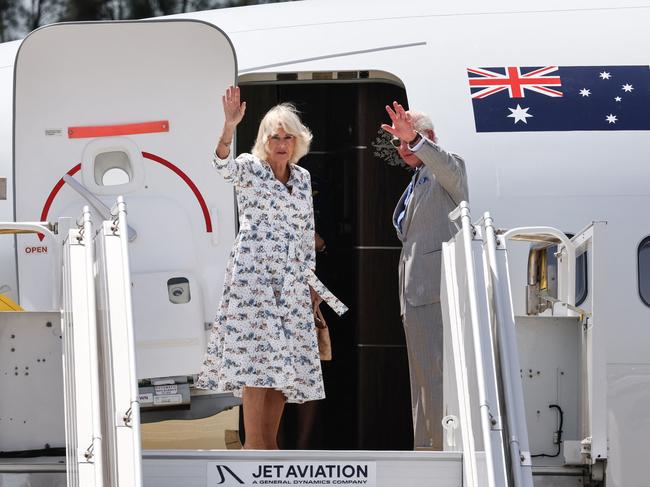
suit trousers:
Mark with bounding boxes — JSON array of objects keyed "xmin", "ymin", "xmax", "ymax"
[{"xmin": 402, "ymin": 300, "xmax": 443, "ymax": 450}]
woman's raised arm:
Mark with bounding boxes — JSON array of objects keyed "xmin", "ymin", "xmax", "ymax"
[{"xmin": 216, "ymin": 85, "xmax": 247, "ymax": 159}]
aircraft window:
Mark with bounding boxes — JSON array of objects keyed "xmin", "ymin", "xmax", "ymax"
[
  {"xmin": 560, "ymin": 235, "xmax": 588, "ymax": 306},
  {"xmin": 94, "ymin": 150, "xmax": 133, "ymax": 186},
  {"xmin": 542, "ymin": 245, "xmax": 588, "ymax": 307},
  {"xmin": 638, "ymin": 237, "xmax": 650, "ymax": 306},
  {"xmin": 575, "ymin": 252, "xmax": 587, "ymax": 306},
  {"xmin": 102, "ymin": 167, "xmax": 130, "ymax": 186}
]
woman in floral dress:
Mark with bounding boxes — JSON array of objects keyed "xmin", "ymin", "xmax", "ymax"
[{"xmin": 196, "ymin": 86, "xmax": 347, "ymax": 450}]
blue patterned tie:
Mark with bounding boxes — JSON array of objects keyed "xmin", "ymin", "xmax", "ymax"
[{"xmin": 394, "ymin": 168, "xmax": 421, "ymax": 233}]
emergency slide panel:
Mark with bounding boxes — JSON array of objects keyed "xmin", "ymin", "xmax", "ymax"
[
  {"xmin": 14, "ymin": 21, "xmax": 238, "ymax": 382},
  {"xmin": 94, "ymin": 199, "xmax": 142, "ymax": 487},
  {"xmin": 61, "ymin": 207, "xmax": 104, "ymax": 486}
]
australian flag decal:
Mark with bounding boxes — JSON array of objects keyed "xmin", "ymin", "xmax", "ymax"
[{"xmin": 468, "ymin": 65, "xmax": 650, "ymax": 132}]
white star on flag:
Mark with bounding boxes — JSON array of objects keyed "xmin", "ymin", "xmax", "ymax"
[
  {"xmin": 615, "ymin": 96, "xmax": 622, "ymax": 102},
  {"xmin": 599, "ymin": 71, "xmax": 611, "ymax": 79},
  {"xmin": 622, "ymin": 84, "xmax": 634, "ymax": 92},
  {"xmin": 606, "ymin": 114, "xmax": 618, "ymax": 124},
  {"xmin": 579, "ymin": 88, "xmax": 591, "ymax": 97},
  {"xmin": 507, "ymin": 104, "xmax": 533, "ymax": 124}
]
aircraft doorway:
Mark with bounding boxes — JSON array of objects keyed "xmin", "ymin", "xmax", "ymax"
[{"xmin": 238, "ymin": 75, "xmax": 414, "ymax": 450}]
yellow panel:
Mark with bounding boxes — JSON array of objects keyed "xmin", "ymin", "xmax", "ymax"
[{"xmin": 0, "ymin": 295, "xmax": 23, "ymax": 311}]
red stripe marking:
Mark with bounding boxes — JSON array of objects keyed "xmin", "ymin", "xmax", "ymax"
[
  {"xmin": 474, "ymin": 86, "xmax": 508, "ymax": 99},
  {"xmin": 37, "ymin": 164, "xmax": 82, "ymax": 241},
  {"xmin": 531, "ymin": 86, "xmax": 563, "ymax": 97},
  {"xmin": 507, "ymin": 66, "xmax": 525, "ymax": 98},
  {"xmin": 467, "ymin": 67, "xmax": 500, "ymax": 78},
  {"xmin": 68, "ymin": 120, "xmax": 169, "ymax": 139},
  {"xmin": 469, "ymin": 77, "xmax": 562, "ymax": 87},
  {"xmin": 524, "ymin": 66, "xmax": 558, "ymax": 77},
  {"xmin": 38, "ymin": 153, "xmax": 212, "ymax": 241}
]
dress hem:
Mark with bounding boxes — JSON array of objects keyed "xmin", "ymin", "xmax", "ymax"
[{"xmin": 195, "ymin": 380, "xmax": 325, "ymax": 404}]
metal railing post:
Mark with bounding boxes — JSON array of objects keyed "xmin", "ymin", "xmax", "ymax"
[
  {"xmin": 456, "ymin": 202, "xmax": 507, "ymax": 487},
  {"xmin": 483, "ymin": 213, "xmax": 533, "ymax": 487},
  {"xmin": 80, "ymin": 206, "xmax": 105, "ymax": 486},
  {"xmin": 113, "ymin": 196, "xmax": 143, "ymax": 486}
]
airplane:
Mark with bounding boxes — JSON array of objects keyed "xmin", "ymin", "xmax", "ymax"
[{"xmin": 0, "ymin": 0, "xmax": 649, "ymax": 486}]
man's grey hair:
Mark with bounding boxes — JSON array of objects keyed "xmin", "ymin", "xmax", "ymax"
[{"xmin": 409, "ymin": 111, "xmax": 438, "ymax": 143}]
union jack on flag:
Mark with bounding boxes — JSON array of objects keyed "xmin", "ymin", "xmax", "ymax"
[{"xmin": 468, "ymin": 66, "xmax": 563, "ymax": 99}]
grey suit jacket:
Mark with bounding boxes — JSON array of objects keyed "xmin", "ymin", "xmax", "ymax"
[{"xmin": 393, "ymin": 139, "xmax": 469, "ymax": 313}]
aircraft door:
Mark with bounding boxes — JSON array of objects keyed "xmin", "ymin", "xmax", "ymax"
[{"xmin": 14, "ymin": 20, "xmax": 237, "ymax": 381}]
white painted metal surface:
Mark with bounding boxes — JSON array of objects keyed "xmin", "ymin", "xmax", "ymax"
[
  {"xmin": 482, "ymin": 214, "xmax": 533, "ymax": 487},
  {"xmin": 0, "ymin": 41, "xmax": 18, "ymax": 306},
  {"xmin": 12, "ymin": 20, "xmax": 237, "ymax": 383},
  {"xmin": 576, "ymin": 223, "xmax": 608, "ymax": 469},
  {"xmin": 442, "ymin": 206, "xmax": 600, "ymax": 485},
  {"xmin": 61, "ymin": 207, "xmax": 104, "ymax": 486},
  {"xmin": 441, "ymin": 239, "xmax": 480, "ymax": 486},
  {"xmin": 94, "ymin": 198, "xmax": 142, "ymax": 487},
  {"xmin": 0, "ymin": 460, "xmax": 66, "ymax": 487},
  {"xmin": 606, "ymin": 363, "xmax": 650, "ymax": 487},
  {"xmin": 516, "ymin": 315, "xmax": 581, "ymax": 466},
  {"xmin": 141, "ymin": 450, "xmax": 464, "ymax": 487},
  {"xmin": 0, "ymin": 222, "xmax": 59, "ymax": 309},
  {"xmin": 445, "ymin": 202, "xmax": 508, "ymax": 487},
  {"xmin": 507, "ymin": 223, "xmax": 608, "ymax": 472},
  {"xmin": 502, "ymin": 227, "xmax": 576, "ymax": 315},
  {"xmin": 0, "ymin": 311, "xmax": 63, "ymax": 451}
]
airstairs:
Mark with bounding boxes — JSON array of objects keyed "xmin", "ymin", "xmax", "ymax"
[
  {"xmin": 0, "ymin": 199, "xmax": 141, "ymax": 487},
  {"xmin": 441, "ymin": 202, "xmax": 605, "ymax": 487},
  {"xmin": 61, "ymin": 198, "xmax": 142, "ymax": 486},
  {"xmin": 0, "ymin": 201, "xmax": 604, "ymax": 487}
]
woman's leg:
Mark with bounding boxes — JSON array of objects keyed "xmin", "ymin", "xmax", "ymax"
[
  {"xmin": 295, "ymin": 400, "xmax": 318, "ymax": 449},
  {"xmin": 242, "ymin": 387, "xmax": 267, "ymax": 449},
  {"xmin": 262, "ymin": 389, "xmax": 286, "ymax": 449}
]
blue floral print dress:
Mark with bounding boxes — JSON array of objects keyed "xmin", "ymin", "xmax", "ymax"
[{"xmin": 196, "ymin": 152, "xmax": 347, "ymax": 403}]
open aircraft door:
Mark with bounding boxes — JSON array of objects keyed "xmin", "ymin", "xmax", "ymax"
[{"xmin": 14, "ymin": 20, "xmax": 238, "ymax": 384}]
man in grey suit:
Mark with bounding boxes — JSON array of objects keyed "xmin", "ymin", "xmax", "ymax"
[{"xmin": 382, "ymin": 101, "xmax": 469, "ymax": 450}]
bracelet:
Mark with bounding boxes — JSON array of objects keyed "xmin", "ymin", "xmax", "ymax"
[{"xmin": 219, "ymin": 138, "xmax": 232, "ymax": 147}]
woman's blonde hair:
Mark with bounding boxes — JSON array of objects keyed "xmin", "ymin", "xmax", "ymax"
[{"xmin": 251, "ymin": 103, "xmax": 313, "ymax": 164}]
